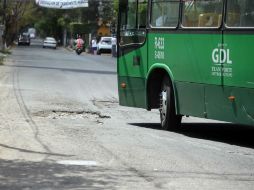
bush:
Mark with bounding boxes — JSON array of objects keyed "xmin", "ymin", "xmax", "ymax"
[
  {"xmin": 0, "ymin": 49, "xmax": 10, "ymax": 65},
  {"xmin": 0, "ymin": 49, "xmax": 11, "ymax": 55}
]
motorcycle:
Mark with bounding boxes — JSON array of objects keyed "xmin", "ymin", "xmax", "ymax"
[
  {"xmin": 75, "ymin": 38, "xmax": 84, "ymax": 55},
  {"xmin": 76, "ymin": 47, "xmax": 83, "ymax": 55}
]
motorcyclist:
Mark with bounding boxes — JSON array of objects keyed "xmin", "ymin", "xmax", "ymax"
[
  {"xmin": 75, "ymin": 35, "xmax": 84, "ymax": 54},
  {"xmin": 76, "ymin": 35, "xmax": 84, "ymax": 47}
]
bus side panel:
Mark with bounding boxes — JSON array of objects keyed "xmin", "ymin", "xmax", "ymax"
[
  {"xmin": 118, "ymin": 44, "xmax": 148, "ymax": 108},
  {"xmin": 147, "ymin": 33, "xmax": 222, "ymax": 85},
  {"xmin": 175, "ymin": 82, "xmax": 205, "ymax": 117},
  {"xmin": 147, "ymin": 33, "xmax": 221, "ymax": 117},
  {"xmin": 223, "ymin": 31, "xmax": 254, "ymax": 117},
  {"xmin": 205, "ymin": 85, "xmax": 254, "ymax": 126},
  {"xmin": 118, "ymin": 76, "xmax": 147, "ymax": 108},
  {"xmin": 209, "ymin": 33, "xmax": 254, "ymax": 125},
  {"xmin": 223, "ymin": 34, "xmax": 254, "ymax": 89}
]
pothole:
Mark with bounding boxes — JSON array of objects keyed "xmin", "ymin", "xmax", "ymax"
[
  {"xmin": 52, "ymin": 110, "xmax": 110, "ymax": 118},
  {"xmin": 92, "ymin": 99, "xmax": 119, "ymax": 109},
  {"xmin": 33, "ymin": 110, "xmax": 111, "ymax": 124}
]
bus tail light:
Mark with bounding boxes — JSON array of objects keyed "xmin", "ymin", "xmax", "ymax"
[
  {"xmin": 121, "ymin": 83, "xmax": 127, "ymax": 89},
  {"xmin": 228, "ymin": 96, "xmax": 235, "ymax": 102}
]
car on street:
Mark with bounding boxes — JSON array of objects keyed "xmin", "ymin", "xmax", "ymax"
[
  {"xmin": 43, "ymin": 37, "xmax": 57, "ymax": 49},
  {"xmin": 18, "ymin": 33, "xmax": 30, "ymax": 46},
  {"xmin": 97, "ymin": 37, "xmax": 112, "ymax": 55},
  {"xmin": 28, "ymin": 28, "xmax": 36, "ymax": 39},
  {"xmin": 29, "ymin": 33, "xmax": 35, "ymax": 39}
]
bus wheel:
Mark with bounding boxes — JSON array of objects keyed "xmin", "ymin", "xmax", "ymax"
[{"xmin": 159, "ymin": 76, "xmax": 182, "ymax": 131}]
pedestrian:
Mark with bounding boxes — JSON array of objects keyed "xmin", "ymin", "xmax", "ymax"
[{"xmin": 91, "ymin": 37, "xmax": 97, "ymax": 55}]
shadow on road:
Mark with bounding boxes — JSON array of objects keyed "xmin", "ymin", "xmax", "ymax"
[
  {"xmin": 129, "ymin": 122, "xmax": 254, "ymax": 149},
  {"xmin": 16, "ymin": 44, "xmax": 43, "ymax": 49},
  {"xmin": 3, "ymin": 64, "xmax": 116, "ymax": 75},
  {"xmin": 0, "ymin": 143, "xmax": 74, "ymax": 157},
  {"xmin": 0, "ymin": 159, "xmax": 124, "ymax": 190}
]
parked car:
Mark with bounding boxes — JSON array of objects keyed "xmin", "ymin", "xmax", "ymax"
[
  {"xmin": 97, "ymin": 37, "xmax": 112, "ymax": 55},
  {"xmin": 43, "ymin": 37, "xmax": 57, "ymax": 49},
  {"xmin": 18, "ymin": 33, "xmax": 30, "ymax": 46}
]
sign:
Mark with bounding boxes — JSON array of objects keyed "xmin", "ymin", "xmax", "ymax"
[
  {"xmin": 36, "ymin": 0, "xmax": 88, "ymax": 9},
  {"xmin": 154, "ymin": 37, "xmax": 165, "ymax": 60},
  {"xmin": 211, "ymin": 43, "xmax": 233, "ymax": 78}
]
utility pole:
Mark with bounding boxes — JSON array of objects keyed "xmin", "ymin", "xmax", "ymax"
[{"xmin": 0, "ymin": 0, "xmax": 6, "ymax": 51}]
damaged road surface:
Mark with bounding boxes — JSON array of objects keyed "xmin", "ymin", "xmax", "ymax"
[{"xmin": 0, "ymin": 45, "xmax": 253, "ymax": 190}]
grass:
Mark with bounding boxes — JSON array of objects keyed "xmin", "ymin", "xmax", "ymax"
[{"xmin": 0, "ymin": 49, "xmax": 11, "ymax": 55}]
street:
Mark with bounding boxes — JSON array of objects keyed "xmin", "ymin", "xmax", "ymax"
[{"xmin": 0, "ymin": 40, "xmax": 254, "ymax": 190}]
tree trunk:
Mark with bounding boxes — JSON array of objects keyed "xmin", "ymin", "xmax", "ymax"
[{"xmin": 0, "ymin": 25, "xmax": 4, "ymax": 51}]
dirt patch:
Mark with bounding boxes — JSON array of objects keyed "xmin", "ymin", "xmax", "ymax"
[{"xmin": 33, "ymin": 110, "xmax": 111, "ymax": 124}]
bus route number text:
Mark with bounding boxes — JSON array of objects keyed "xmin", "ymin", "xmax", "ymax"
[{"xmin": 154, "ymin": 37, "xmax": 165, "ymax": 60}]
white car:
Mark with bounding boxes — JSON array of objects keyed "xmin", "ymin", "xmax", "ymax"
[
  {"xmin": 29, "ymin": 33, "xmax": 35, "ymax": 39},
  {"xmin": 43, "ymin": 37, "xmax": 57, "ymax": 49},
  {"xmin": 97, "ymin": 37, "xmax": 112, "ymax": 55}
]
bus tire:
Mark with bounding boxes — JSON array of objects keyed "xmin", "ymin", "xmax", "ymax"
[{"xmin": 160, "ymin": 76, "xmax": 182, "ymax": 131}]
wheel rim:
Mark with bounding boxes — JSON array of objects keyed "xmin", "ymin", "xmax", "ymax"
[{"xmin": 160, "ymin": 90, "xmax": 167, "ymax": 124}]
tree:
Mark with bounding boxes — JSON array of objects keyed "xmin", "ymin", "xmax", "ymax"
[
  {"xmin": 1, "ymin": 0, "xmax": 36, "ymax": 48},
  {"xmin": 34, "ymin": 8, "xmax": 65, "ymax": 39},
  {"xmin": 1, "ymin": 0, "xmax": 118, "ymax": 48}
]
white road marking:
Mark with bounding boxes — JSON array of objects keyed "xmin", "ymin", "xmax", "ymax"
[{"xmin": 56, "ymin": 160, "xmax": 98, "ymax": 166}]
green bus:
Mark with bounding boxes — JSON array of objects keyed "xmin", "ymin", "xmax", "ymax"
[{"xmin": 117, "ymin": 0, "xmax": 254, "ymax": 130}]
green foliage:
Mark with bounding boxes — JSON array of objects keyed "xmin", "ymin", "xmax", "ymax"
[
  {"xmin": 57, "ymin": 17, "xmax": 70, "ymax": 28},
  {"xmin": 114, "ymin": 0, "xmax": 119, "ymax": 16},
  {"xmin": 0, "ymin": 49, "xmax": 11, "ymax": 55},
  {"xmin": 33, "ymin": 9, "xmax": 64, "ymax": 38},
  {"xmin": 69, "ymin": 22, "xmax": 97, "ymax": 37},
  {"xmin": 70, "ymin": 22, "xmax": 85, "ymax": 36},
  {"xmin": 101, "ymin": 2, "xmax": 114, "ymax": 22},
  {"xmin": 18, "ymin": 2, "xmax": 38, "ymax": 29},
  {"xmin": 0, "ymin": 49, "xmax": 11, "ymax": 65}
]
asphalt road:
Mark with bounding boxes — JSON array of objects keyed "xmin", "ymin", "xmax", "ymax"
[{"xmin": 0, "ymin": 40, "xmax": 254, "ymax": 190}]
